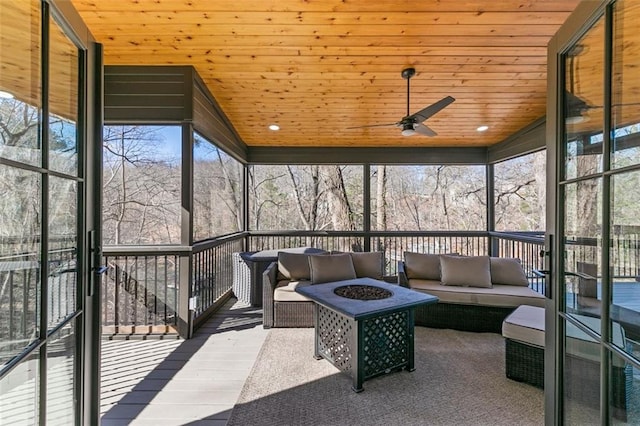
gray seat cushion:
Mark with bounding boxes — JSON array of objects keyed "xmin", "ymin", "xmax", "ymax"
[
  {"xmin": 502, "ymin": 305, "xmax": 627, "ymax": 366},
  {"xmin": 273, "ymin": 280, "xmax": 313, "ymax": 302},
  {"xmin": 501, "ymin": 305, "xmax": 545, "ymax": 347},
  {"xmin": 408, "ymin": 279, "xmax": 545, "ymax": 308}
]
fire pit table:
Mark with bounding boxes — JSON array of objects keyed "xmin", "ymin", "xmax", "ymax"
[{"xmin": 296, "ymin": 278, "xmax": 438, "ymax": 392}]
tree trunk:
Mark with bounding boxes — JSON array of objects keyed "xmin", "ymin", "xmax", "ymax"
[
  {"xmin": 375, "ymin": 165, "xmax": 387, "ymax": 251},
  {"xmin": 115, "ymin": 133, "xmax": 126, "ymax": 245},
  {"xmin": 533, "ymin": 152, "xmax": 546, "ymax": 230},
  {"xmin": 323, "ymin": 166, "xmax": 357, "ymax": 251},
  {"xmin": 576, "ymin": 152, "xmax": 599, "ymax": 264},
  {"xmin": 376, "ymin": 165, "xmax": 387, "ymax": 231}
]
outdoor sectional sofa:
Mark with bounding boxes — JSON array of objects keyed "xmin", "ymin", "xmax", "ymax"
[
  {"xmin": 398, "ymin": 252, "xmax": 545, "ymax": 333},
  {"xmin": 262, "ymin": 250, "xmax": 386, "ymax": 328}
]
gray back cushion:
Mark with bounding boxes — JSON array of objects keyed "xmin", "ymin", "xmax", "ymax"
[
  {"xmin": 404, "ymin": 252, "xmax": 441, "ymax": 280},
  {"xmin": 309, "ymin": 253, "xmax": 357, "ymax": 284},
  {"xmin": 350, "ymin": 252, "xmax": 384, "ymax": 279},
  {"xmin": 490, "ymin": 257, "xmax": 529, "ymax": 286},
  {"xmin": 278, "ymin": 252, "xmax": 313, "ymax": 280},
  {"xmin": 440, "ymin": 255, "xmax": 492, "ymax": 288}
]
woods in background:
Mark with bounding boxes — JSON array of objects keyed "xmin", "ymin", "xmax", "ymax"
[{"xmin": 99, "ymin": 125, "xmax": 546, "ymax": 246}]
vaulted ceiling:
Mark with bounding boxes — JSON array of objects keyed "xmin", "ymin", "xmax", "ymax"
[{"xmin": 70, "ymin": 0, "xmax": 582, "ymax": 148}]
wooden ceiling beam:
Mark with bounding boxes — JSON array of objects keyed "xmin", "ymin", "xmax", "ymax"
[
  {"xmin": 100, "ymin": 44, "xmax": 548, "ymax": 57},
  {"xmin": 100, "ymin": 35, "xmax": 553, "ymax": 48},
  {"xmin": 70, "ymin": 0, "xmax": 580, "ymax": 13},
  {"xmin": 80, "ymin": 11, "xmax": 573, "ymax": 26},
  {"xmin": 86, "ymin": 24, "xmax": 562, "ymax": 38}
]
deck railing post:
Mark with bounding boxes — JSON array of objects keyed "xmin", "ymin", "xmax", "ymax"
[{"xmin": 177, "ymin": 252, "xmax": 193, "ymax": 339}]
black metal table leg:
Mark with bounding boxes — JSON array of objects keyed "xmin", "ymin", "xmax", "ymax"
[{"xmin": 406, "ymin": 309, "xmax": 416, "ymax": 372}]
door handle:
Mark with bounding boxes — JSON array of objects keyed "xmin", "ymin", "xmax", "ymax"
[
  {"xmin": 533, "ymin": 269, "xmax": 549, "ymax": 277},
  {"xmin": 534, "ymin": 269, "xmax": 592, "ymax": 279}
]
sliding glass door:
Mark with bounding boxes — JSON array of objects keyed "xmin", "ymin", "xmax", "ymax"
[
  {"xmin": 549, "ymin": 1, "xmax": 640, "ymax": 423},
  {"xmin": 0, "ymin": 1, "xmax": 101, "ymax": 424}
]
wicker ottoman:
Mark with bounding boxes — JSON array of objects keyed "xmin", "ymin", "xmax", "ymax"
[
  {"xmin": 502, "ymin": 305, "xmax": 632, "ymax": 420},
  {"xmin": 502, "ymin": 305, "xmax": 545, "ymax": 387}
]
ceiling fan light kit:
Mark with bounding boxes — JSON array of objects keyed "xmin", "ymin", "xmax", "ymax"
[
  {"xmin": 401, "ymin": 123, "xmax": 417, "ymax": 136},
  {"xmin": 565, "ymin": 113, "xmax": 586, "ymax": 125},
  {"xmin": 348, "ymin": 67, "xmax": 455, "ymax": 137}
]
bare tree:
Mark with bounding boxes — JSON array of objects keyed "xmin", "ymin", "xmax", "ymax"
[
  {"xmin": 374, "ymin": 165, "xmax": 388, "ymax": 251},
  {"xmin": 247, "ymin": 166, "xmax": 286, "ymax": 230},
  {"xmin": 287, "ymin": 165, "xmax": 321, "ymax": 231},
  {"xmin": 103, "ymin": 126, "xmax": 181, "ymax": 245}
]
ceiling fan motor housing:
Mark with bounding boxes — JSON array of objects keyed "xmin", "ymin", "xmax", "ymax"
[{"xmin": 401, "ymin": 67, "xmax": 416, "ymax": 80}]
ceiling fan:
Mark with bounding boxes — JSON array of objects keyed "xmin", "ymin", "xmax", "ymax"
[
  {"xmin": 349, "ymin": 67, "xmax": 455, "ymax": 137},
  {"xmin": 564, "ymin": 44, "xmax": 640, "ymax": 124}
]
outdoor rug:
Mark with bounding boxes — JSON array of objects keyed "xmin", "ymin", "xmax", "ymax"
[{"xmin": 227, "ymin": 327, "xmax": 544, "ymax": 426}]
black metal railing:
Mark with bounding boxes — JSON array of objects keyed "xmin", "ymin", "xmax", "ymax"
[
  {"xmin": 47, "ymin": 247, "xmax": 78, "ymax": 328},
  {"xmin": 247, "ymin": 230, "xmax": 538, "ymax": 274},
  {"xmin": 102, "ymin": 247, "xmax": 185, "ymax": 336},
  {"xmin": 2, "ymin": 231, "xmax": 635, "ymax": 340},
  {"xmin": 610, "ymin": 233, "xmax": 640, "ymax": 278},
  {"xmin": 192, "ymin": 234, "xmax": 244, "ymax": 320},
  {"xmin": 97, "ymin": 230, "xmax": 640, "ymax": 338},
  {"xmin": 0, "ymin": 251, "xmax": 38, "ymax": 367},
  {"xmin": 0, "ymin": 245, "xmax": 77, "ymax": 368},
  {"xmin": 101, "ymin": 235, "xmax": 246, "ymax": 338}
]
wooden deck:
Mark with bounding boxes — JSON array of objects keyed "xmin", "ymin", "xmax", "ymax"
[{"xmin": 100, "ymin": 298, "xmax": 267, "ymax": 426}]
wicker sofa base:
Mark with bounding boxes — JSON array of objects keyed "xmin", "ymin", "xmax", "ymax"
[
  {"xmin": 506, "ymin": 338, "xmax": 632, "ymax": 420},
  {"xmin": 414, "ymin": 302, "xmax": 515, "ymax": 333},
  {"xmin": 272, "ymin": 301, "xmax": 315, "ymax": 328}
]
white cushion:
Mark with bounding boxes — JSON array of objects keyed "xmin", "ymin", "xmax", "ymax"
[
  {"xmin": 273, "ymin": 280, "xmax": 313, "ymax": 302},
  {"xmin": 502, "ymin": 305, "xmax": 545, "ymax": 347},
  {"xmin": 408, "ymin": 279, "xmax": 545, "ymax": 308}
]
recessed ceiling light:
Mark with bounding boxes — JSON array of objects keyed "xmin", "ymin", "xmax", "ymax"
[
  {"xmin": 476, "ymin": 125, "xmax": 489, "ymax": 132},
  {"xmin": 268, "ymin": 124, "xmax": 280, "ymax": 131},
  {"xmin": 0, "ymin": 90, "xmax": 14, "ymax": 99}
]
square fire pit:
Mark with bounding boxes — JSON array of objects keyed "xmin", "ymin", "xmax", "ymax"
[{"xmin": 296, "ymin": 278, "xmax": 438, "ymax": 392}]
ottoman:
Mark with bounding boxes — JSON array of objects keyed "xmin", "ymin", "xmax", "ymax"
[
  {"xmin": 502, "ymin": 305, "xmax": 545, "ymax": 388},
  {"xmin": 502, "ymin": 305, "xmax": 633, "ymax": 420}
]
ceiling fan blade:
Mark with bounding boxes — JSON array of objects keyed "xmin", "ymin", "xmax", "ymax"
[
  {"xmin": 410, "ymin": 96, "xmax": 455, "ymax": 123},
  {"xmin": 346, "ymin": 122, "xmax": 398, "ymax": 129},
  {"xmin": 414, "ymin": 123, "xmax": 437, "ymax": 137}
]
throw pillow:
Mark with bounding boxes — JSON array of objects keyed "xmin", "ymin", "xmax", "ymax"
[
  {"xmin": 350, "ymin": 252, "xmax": 384, "ymax": 279},
  {"xmin": 490, "ymin": 257, "xmax": 529, "ymax": 286},
  {"xmin": 309, "ymin": 253, "xmax": 357, "ymax": 284},
  {"xmin": 440, "ymin": 255, "xmax": 492, "ymax": 288},
  {"xmin": 277, "ymin": 252, "xmax": 312, "ymax": 280},
  {"xmin": 404, "ymin": 252, "xmax": 441, "ymax": 280}
]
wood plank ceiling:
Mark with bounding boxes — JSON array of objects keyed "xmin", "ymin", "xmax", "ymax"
[{"xmin": 70, "ymin": 0, "xmax": 582, "ymax": 148}]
